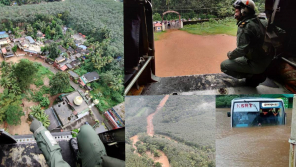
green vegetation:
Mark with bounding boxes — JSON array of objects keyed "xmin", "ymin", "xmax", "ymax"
[
  {"xmin": 11, "ymin": 45, "xmax": 17, "ymax": 52},
  {"xmin": 125, "ymin": 96, "xmax": 165, "ymax": 140},
  {"xmin": 216, "ymin": 94, "xmax": 293, "ymax": 108},
  {"xmin": 0, "ymin": 59, "xmax": 53, "ymax": 126},
  {"xmin": 154, "ymin": 31, "xmax": 167, "ymax": 41},
  {"xmin": 153, "ymin": 95, "xmax": 216, "ymax": 148},
  {"xmin": 33, "ymin": 62, "xmax": 54, "ymax": 87},
  {"xmin": 0, "ymin": 0, "xmax": 124, "ymax": 112},
  {"xmin": 0, "ymin": 89, "xmax": 24, "ymax": 125},
  {"xmin": 126, "ymin": 144, "xmax": 155, "ymax": 167},
  {"xmin": 29, "ymin": 105, "xmax": 50, "ymax": 128},
  {"xmin": 126, "ymin": 96, "xmax": 215, "ymax": 167},
  {"xmin": 152, "ymin": 0, "xmax": 265, "ymax": 20},
  {"xmin": 0, "ymin": 0, "xmax": 61, "ymax": 6},
  {"xmin": 139, "ymin": 134, "xmax": 215, "ymax": 167},
  {"xmin": 181, "ymin": 18, "xmax": 237, "ymax": 36},
  {"xmin": 49, "ymin": 71, "xmax": 70, "ymax": 95},
  {"xmin": 14, "ymin": 59, "xmax": 38, "ymax": 91}
]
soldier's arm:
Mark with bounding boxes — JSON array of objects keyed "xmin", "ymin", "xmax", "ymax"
[
  {"xmin": 228, "ymin": 28, "xmax": 251, "ymax": 60},
  {"xmin": 30, "ymin": 119, "xmax": 71, "ymax": 167}
]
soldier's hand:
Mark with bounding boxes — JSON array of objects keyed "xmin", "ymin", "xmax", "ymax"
[
  {"xmin": 227, "ymin": 51, "xmax": 232, "ymax": 59},
  {"xmin": 30, "ymin": 119, "xmax": 43, "ymax": 133}
]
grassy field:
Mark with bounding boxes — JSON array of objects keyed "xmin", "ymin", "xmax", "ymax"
[
  {"xmin": 154, "ymin": 31, "xmax": 167, "ymax": 41},
  {"xmin": 181, "ymin": 18, "xmax": 237, "ymax": 36}
]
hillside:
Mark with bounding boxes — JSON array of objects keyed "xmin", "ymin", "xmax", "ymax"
[{"xmin": 126, "ymin": 95, "xmax": 216, "ymax": 167}]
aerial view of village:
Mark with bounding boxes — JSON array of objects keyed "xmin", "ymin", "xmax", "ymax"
[{"xmin": 0, "ymin": 0, "xmax": 124, "ymax": 138}]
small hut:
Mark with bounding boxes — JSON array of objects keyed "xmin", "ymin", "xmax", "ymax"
[{"xmin": 155, "ymin": 23, "xmax": 162, "ymax": 32}]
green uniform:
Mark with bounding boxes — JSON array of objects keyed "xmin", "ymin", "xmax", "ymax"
[
  {"xmin": 220, "ymin": 15, "xmax": 271, "ymax": 79},
  {"xmin": 31, "ymin": 120, "xmax": 125, "ymax": 167},
  {"xmin": 76, "ymin": 124, "xmax": 107, "ymax": 167},
  {"xmin": 32, "ymin": 124, "xmax": 71, "ymax": 167}
]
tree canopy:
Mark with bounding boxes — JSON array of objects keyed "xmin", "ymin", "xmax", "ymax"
[
  {"xmin": 13, "ymin": 59, "xmax": 38, "ymax": 91},
  {"xmin": 49, "ymin": 71, "xmax": 70, "ymax": 95}
]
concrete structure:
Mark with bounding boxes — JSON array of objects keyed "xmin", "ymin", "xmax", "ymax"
[
  {"xmin": 1, "ymin": 47, "xmax": 14, "ymax": 58},
  {"xmin": 155, "ymin": 23, "xmax": 162, "ymax": 32},
  {"xmin": 68, "ymin": 71, "xmax": 79, "ymax": 80},
  {"xmin": 16, "ymin": 37, "xmax": 41, "ymax": 54},
  {"xmin": 55, "ymin": 56, "xmax": 66, "ymax": 63},
  {"xmin": 66, "ymin": 91, "xmax": 89, "ymax": 115},
  {"xmin": 44, "ymin": 107, "xmax": 61, "ymax": 131},
  {"xmin": 0, "ymin": 31, "xmax": 9, "ymax": 39},
  {"xmin": 25, "ymin": 36, "xmax": 35, "ymax": 44},
  {"xmin": 52, "ymin": 101, "xmax": 75, "ymax": 126}
]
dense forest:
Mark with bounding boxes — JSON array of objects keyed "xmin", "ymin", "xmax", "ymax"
[
  {"xmin": 125, "ymin": 95, "xmax": 216, "ymax": 167},
  {"xmin": 0, "ymin": 0, "xmax": 61, "ymax": 6},
  {"xmin": 153, "ymin": 95, "xmax": 216, "ymax": 148},
  {"xmin": 216, "ymin": 94, "xmax": 293, "ymax": 108},
  {"xmin": 125, "ymin": 96, "xmax": 165, "ymax": 141},
  {"xmin": 0, "ymin": 0, "xmax": 124, "ymax": 111},
  {"xmin": 152, "ymin": 0, "xmax": 265, "ymax": 20}
]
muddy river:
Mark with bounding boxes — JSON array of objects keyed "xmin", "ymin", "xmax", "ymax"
[
  {"xmin": 130, "ymin": 95, "xmax": 170, "ymax": 167},
  {"xmin": 216, "ymin": 108, "xmax": 292, "ymax": 167},
  {"xmin": 155, "ymin": 30, "xmax": 236, "ymax": 77}
]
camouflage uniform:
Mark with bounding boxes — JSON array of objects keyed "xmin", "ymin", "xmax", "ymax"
[
  {"xmin": 220, "ymin": 15, "xmax": 271, "ymax": 79},
  {"xmin": 30, "ymin": 120, "xmax": 124, "ymax": 167}
]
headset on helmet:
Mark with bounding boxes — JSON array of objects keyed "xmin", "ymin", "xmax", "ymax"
[{"xmin": 233, "ymin": 0, "xmax": 256, "ymax": 16}]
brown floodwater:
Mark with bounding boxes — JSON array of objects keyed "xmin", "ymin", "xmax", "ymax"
[{"xmin": 216, "ymin": 108, "xmax": 292, "ymax": 167}]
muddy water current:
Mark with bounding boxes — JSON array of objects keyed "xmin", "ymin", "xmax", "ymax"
[{"xmin": 216, "ymin": 108, "xmax": 292, "ymax": 167}]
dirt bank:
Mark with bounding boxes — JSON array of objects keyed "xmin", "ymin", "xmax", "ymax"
[{"xmin": 155, "ymin": 30, "xmax": 236, "ymax": 77}]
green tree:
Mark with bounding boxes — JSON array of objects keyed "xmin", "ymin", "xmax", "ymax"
[
  {"xmin": 155, "ymin": 162, "xmax": 162, "ymax": 167},
  {"xmin": 153, "ymin": 13, "xmax": 162, "ymax": 21},
  {"xmin": 12, "ymin": 45, "xmax": 17, "ymax": 52},
  {"xmin": 29, "ymin": 105, "xmax": 50, "ymax": 128},
  {"xmin": 48, "ymin": 43, "xmax": 61, "ymax": 59},
  {"xmin": 154, "ymin": 151, "xmax": 160, "ymax": 157},
  {"xmin": 13, "ymin": 27, "xmax": 22, "ymax": 38},
  {"xmin": 0, "ymin": 89, "xmax": 23, "ymax": 124},
  {"xmin": 49, "ymin": 72, "xmax": 70, "ymax": 95},
  {"xmin": 0, "ymin": 77, "xmax": 11, "ymax": 89},
  {"xmin": 110, "ymin": 74, "xmax": 123, "ymax": 91},
  {"xmin": 6, "ymin": 105, "xmax": 24, "ymax": 126},
  {"xmin": 45, "ymin": 25, "xmax": 51, "ymax": 39},
  {"xmin": 55, "ymin": 24, "xmax": 63, "ymax": 39},
  {"xmin": 13, "ymin": 59, "xmax": 37, "ymax": 91},
  {"xmin": 26, "ymin": 24, "xmax": 34, "ymax": 37},
  {"xmin": 40, "ymin": 97, "xmax": 50, "ymax": 107}
]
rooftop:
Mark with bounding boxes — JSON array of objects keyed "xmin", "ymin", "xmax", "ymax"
[
  {"xmin": 0, "ymin": 32, "xmax": 9, "ymax": 39},
  {"xmin": 52, "ymin": 101, "xmax": 76, "ymax": 126},
  {"xmin": 68, "ymin": 70, "xmax": 79, "ymax": 78},
  {"xmin": 44, "ymin": 107, "xmax": 61, "ymax": 131},
  {"xmin": 25, "ymin": 36, "xmax": 35, "ymax": 44},
  {"xmin": 58, "ymin": 46, "xmax": 67, "ymax": 53},
  {"xmin": 66, "ymin": 91, "xmax": 89, "ymax": 114},
  {"xmin": 83, "ymin": 71, "xmax": 99, "ymax": 82}
]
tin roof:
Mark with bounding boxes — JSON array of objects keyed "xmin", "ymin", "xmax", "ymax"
[{"xmin": 25, "ymin": 36, "xmax": 35, "ymax": 44}]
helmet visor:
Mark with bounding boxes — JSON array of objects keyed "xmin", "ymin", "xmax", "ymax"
[{"xmin": 233, "ymin": 0, "xmax": 244, "ymax": 9}]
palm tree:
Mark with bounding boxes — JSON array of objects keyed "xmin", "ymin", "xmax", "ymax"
[
  {"xmin": 35, "ymin": 111, "xmax": 50, "ymax": 128},
  {"xmin": 0, "ymin": 77, "xmax": 11, "ymax": 89},
  {"xmin": 10, "ymin": 85, "xmax": 21, "ymax": 95},
  {"xmin": 0, "ymin": 61, "xmax": 7, "ymax": 68}
]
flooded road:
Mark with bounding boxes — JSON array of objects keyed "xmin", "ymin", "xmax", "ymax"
[
  {"xmin": 155, "ymin": 30, "xmax": 236, "ymax": 77},
  {"xmin": 216, "ymin": 108, "xmax": 292, "ymax": 167}
]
